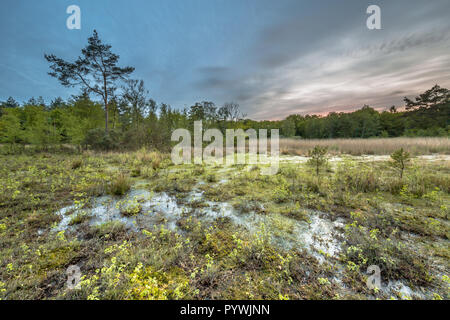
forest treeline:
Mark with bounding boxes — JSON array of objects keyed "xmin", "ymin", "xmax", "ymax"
[
  {"xmin": 0, "ymin": 30, "xmax": 449, "ymax": 151},
  {"xmin": 0, "ymin": 86, "xmax": 448, "ymax": 151}
]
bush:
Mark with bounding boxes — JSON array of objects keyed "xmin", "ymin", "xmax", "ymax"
[
  {"xmin": 89, "ymin": 221, "xmax": 127, "ymax": 240},
  {"xmin": 108, "ymin": 173, "xmax": 131, "ymax": 195},
  {"xmin": 117, "ymin": 198, "xmax": 142, "ymax": 216},
  {"xmin": 271, "ymin": 183, "xmax": 292, "ymax": 203},
  {"xmin": 71, "ymin": 159, "xmax": 83, "ymax": 170},
  {"xmin": 386, "ymin": 177, "xmax": 404, "ymax": 195},
  {"xmin": 390, "ymin": 148, "xmax": 410, "ymax": 179},
  {"xmin": 335, "ymin": 166, "xmax": 380, "ymax": 193},
  {"xmin": 131, "ymin": 166, "xmax": 141, "ymax": 177},
  {"xmin": 83, "ymin": 128, "xmax": 121, "ymax": 151},
  {"xmin": 69, "ymin": 212, "xmax": 90, "ymax": 225},
  {"xmin": 307, "ymin": 146, "xmax": 328, "ymax": 179},
  {"xmin": 136, "ymin": 149, "xmax": 164, "ymax": 169},
  {"xmin": 343, "ymin": 216, "xmax": 430, "ymax": 286}
]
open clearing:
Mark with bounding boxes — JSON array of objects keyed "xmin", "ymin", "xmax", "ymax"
[{"xmin": 0, "ymin": 150, "xmax": 449, "ymax": 299}]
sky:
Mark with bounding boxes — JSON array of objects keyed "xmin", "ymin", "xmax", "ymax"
[{"xmin": 1, "ymin": 0, "xmax": 449, "ymax": 120}]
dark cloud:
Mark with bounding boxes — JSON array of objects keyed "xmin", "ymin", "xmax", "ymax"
[
  {"xmin": 1, "ymin": 0, "xmax": 450, "ymax": 119},
  {"xmin": 190, "ymin": 0, "xmax": 450, "ymax": 119},
  {"xmin": 194, "ymin": 67, "xmax": 232, "ymax": 89}
]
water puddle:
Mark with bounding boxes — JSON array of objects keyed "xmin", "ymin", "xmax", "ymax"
[
  {"xmin": 55, "ymin": 182, "xmax": 439, "ymax": 299},
  {"xmin": 55, "ymin": 184, "xmax": 345, "ymax": 264},
  {"xmin": 382, "ymin": 280, "xmax": 428, "ymax": 300},
  {"xmin": 55, "ymin": 188, "xmax": 187, "ymax": 233}
]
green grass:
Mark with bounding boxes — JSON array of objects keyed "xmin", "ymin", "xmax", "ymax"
[{"xmin": 0, "ymin": 150, "xmax": 448, "ymax": 300}]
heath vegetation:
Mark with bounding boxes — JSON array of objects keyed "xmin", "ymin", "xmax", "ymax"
[
  {"xmin": 0, "ymin": 30, "xmax": 448, "ymax": 301},
  {"xmin": 0, "ymin": 144, "xmax": 448, "ymax": 300}
]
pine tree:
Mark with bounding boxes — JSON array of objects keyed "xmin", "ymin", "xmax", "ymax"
[{"xmin": 45, "ymin": 30, "xmax": 134, "ymax": 132}]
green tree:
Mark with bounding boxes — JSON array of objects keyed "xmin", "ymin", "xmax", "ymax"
[
  {"xmin": 1, "ymin": 97, "xmax": 19, "ymax": 109},
  {"xmin": 63, "ymin": 95, "xmax": 104, "ymax": 145},
  {"xmin": 0, "ymin": 97, "xmax": 20, "ymax": 117},
  {"xmin": 0, "ymin": 108, "xmax": 23, "ymax": 143},
  {"xmin": 404, "ymin": 85, "xmax": 450, "ymax": 110},
  {"xmin": 307, "ymin": 146, "xmax": 328, "ymax": 180},
  {"xmin": 281, "ymin": 118, "xmax": 296, "ymax": 137},
  {"xmin": 45, "ymin": 30, "xmax": 134, "ymax": 132},
  {"xmin": 21, "ymin": 105, "xmax": 60, "ymax": 145},
  {"xmin": 49, "ymin": 97, "xmax": 66, "ymax": 110},
  {"xmin": 390, "ymin": 148, "xmax": 410, "ymax": 179},
  {"xmin": 121, "ymin": 79, "xmax": 150, "ymax": 129},
  {"xmin": 354, "ymin": 105, "xmax": 380, "ymax": 138}
]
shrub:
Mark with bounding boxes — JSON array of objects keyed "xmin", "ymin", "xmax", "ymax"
[
  {"xmin": 386, "ymin": 177, "xmax": 404, "ymax": 195},
  {"xmin": 117, "ymin": 198, "xmax": 142, "ymax": 216},
  {"xmin": 307, "ymin": 146, "xmax": 328, "ymax": 179},
  {"xmin": 83, "ymin": 128, "xmax": 121, "ymax": 151},
  {"xmin": 390, "ymin": 148, "xmax": 410, "ymax": 179},
  {"xmin": 343, "ymin": 218, "xmax": 430, "ymax": 286},
  {"xmin": 141, "ymin": 166, "xmax": 155, "ymax": 178},
  {"xmin": 108, "ymin": 173, "xmax": 131, "ymax": 195},
  {"xmin": 131, "ymin": 166, "xmax": 141, "ymax": 177},
  {"xmin": 272, "ymin": 183, "xmax": 292, "ymax": 203},
  {"xmin": 335, "ymin": 165, "xmax": 380, "ymax": 193},
  {"xmin": 90, "ymin": 221, "xmax": 127, "ymax": 240},
  {"xmin": 138, "ymin": 150, "xmax": 164, "ymax": 169},
  {"xmin": 69, "ymin": 211, "xmax": 90, "ymax": 225},
  {"xmin": 206, "ymin": 174, "xmax": 217, "ymax": 183},
  {"xmin": 71, "ymin": 159, "xmax": 83, "ymax": 170},
  {"xmin": 151, "ymin": 157, "xmax": 161, "ymax": 169}
]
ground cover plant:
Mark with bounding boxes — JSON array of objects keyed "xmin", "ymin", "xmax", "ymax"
[{"xmin": 0, "ymin": 145, "xmax": 448, "ymax": 300}]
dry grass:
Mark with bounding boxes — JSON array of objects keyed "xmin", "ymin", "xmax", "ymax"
[
  {"xmin": 108, "ymin": 172, "xmax": 131, "ymax": 195},
  {"xmin": 279, "ymin": 137, "xmax": 450, "ymax": 156},
  {"xmin": 135, "ymin": 148, "xmax": 165, "ymax": 169}
]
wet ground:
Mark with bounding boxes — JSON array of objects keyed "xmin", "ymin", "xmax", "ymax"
[
  {"xmin": 56, "ymin": 183, "xmax": 345, "ymax": 262},
  {"xmin": 279, "ymin": 154, "xmax": 450, "ymax": 163},
  {"xmin": 54, "ymin": 171, "xmax": 438, "ymax": 299}
]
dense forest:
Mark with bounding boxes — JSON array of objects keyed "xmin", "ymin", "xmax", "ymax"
[
  {"xmin": 1, "ymin": 85, "xmax": 449, "ymax": 152},
  {"xmin": 0, "ymin": 30, "xmax": 449, "ymax": 151}
]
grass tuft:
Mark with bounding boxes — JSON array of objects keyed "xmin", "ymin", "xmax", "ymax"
[{"xmin": 108, "ymin": 173, "xmax": 131, "ymax": 196}]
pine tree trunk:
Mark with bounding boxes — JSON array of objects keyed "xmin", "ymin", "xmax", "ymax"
[
  {"xmin": 105, "ymin": 100, "xmax": 109, "ymax": 133},
  {"xmin": 104, "ymin": 75, "xmax": 109, "ymax": 133},
  {"xmin": 104, "ymin": 96, "xmax": 109, "ymax": 133}
]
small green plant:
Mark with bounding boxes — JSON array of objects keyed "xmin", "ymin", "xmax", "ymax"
[
  {"xmin": 69, "ymin": 211, "xmax": 90, "ymax": 225},
  {"xmin": 141, "ymin": 166, "xmax": 155, "ymax": 178},
  {"xmin": 148, "ymin": 151, "xmax": 163, "ymax": 169},
  {"xmin": 116, "ymin": 198, "xmax": 142, "ymax": 216},
  {"xmin": 318, "ymin": 277, "xmax": 330, "ymax": 285},
  {"xmin": 272, "ymin": 184, "xmax": 292, "ymax": 203},
  {"xmin": 390, "ymin": 148, "xmax": 410, "ymax": 179},
  {"xmin": 307, "ymin": 146, "xmax": 328, "ymax": 180},
  {"xmin": 131, "ymin": 167, "xmax": 141, "ymax": 177},
  {"xmin": 206, "ymin": 174, "xmax": 216, "ymax": 183},
  {"xmin": 71, "ymin": 159, "xmax": 83, "ymax": 170}
]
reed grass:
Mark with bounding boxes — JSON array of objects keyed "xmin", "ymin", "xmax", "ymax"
[{"xmin": 278, "ymin": 137, "xmax": 450, "ymax": 156}]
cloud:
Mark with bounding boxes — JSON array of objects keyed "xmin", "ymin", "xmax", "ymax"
[
  {"xmin": 1, "ymin": 0, "xmax": 450, "ymax": 118},
  {"xmin": 190, "ymin": 1, "xmax": 450, "ymax": 119}
]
